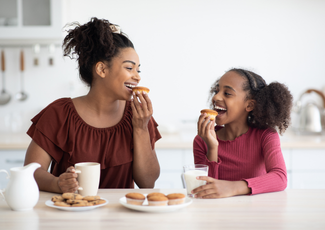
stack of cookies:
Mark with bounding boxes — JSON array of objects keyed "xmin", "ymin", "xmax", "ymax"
[
  {"xmin": 51, "ymin": 193, "xmax": 106, "ymax": 207},
  {"xmin": 125, "ymin": 192, "xmax": 186, "ymax": 206}
]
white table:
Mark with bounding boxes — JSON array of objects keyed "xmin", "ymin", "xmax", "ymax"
[{"xmin": 0, "ymin": 189, "xmax": 324, "ymax": 230}]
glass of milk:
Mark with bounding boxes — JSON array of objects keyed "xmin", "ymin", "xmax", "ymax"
[{"xmin": 182, "ymin": 164, "xmax": 209, "ymax": 197}]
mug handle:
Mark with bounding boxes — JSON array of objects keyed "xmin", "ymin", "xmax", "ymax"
[
  {"xmin": 0, "ymin": 169, "xmax": 10, "ymax": 199},
  {"xmin": 74, "ymin": 170, "xmax": 83, "ymax": 191}
]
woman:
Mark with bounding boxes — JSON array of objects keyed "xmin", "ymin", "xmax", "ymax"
[{"xmin": 24, "ymin": 17, "xmax": 161, "ymax": 193}]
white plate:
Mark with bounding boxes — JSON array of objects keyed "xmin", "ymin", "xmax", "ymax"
[
  {"xmin": 119, "ymin": 196, "xmax": 192, "ymax": 213},
  {"xmin": 45, "ymin": 198, "xmax": 108, "ymax": 212}
]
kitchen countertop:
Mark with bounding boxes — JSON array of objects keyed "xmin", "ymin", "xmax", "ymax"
[
  {"xmin": 1, "ymin": 129, "xmax": 325, "ymax": 150},
  {"xmin": 0, "ymin": 189, "xmax": 324, "ymax": 229}
]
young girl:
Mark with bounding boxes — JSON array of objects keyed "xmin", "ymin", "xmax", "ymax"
[
  {"xmin": 193, "ymin": 68, "xmax": 292, "ymax": 198},
  {"xmin": 24, "ymin": 18, "xmax": 161, "ymax": 193}
]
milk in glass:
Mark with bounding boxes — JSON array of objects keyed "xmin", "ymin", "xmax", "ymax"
[{"xmin": 184, "ymin": 170, "xmax": 208, "ymax": 195}]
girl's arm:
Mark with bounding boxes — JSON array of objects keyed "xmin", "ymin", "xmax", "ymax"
[
  {"xmin": 197, "ymin": 113, "xmax": 219, "ymax": 162},
  {"xmin": 244, "ymin": 130, "xmax": 287, "ymax": 194},
  {"xmin": 193, "ymin": 135, "xmax": 221, "ymax": 179},
  {"xmin": 131, "ymin": 91, "xmax": 160, "ymax": 188},
  {"xmin": 24, "ymin": 140, "xmax": 79, "ymax": 193}
]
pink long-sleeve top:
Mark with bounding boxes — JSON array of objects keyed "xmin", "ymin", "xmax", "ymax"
[{"xmin": 193, "ymin": 126, "xmax": 287, "ymax": 195}]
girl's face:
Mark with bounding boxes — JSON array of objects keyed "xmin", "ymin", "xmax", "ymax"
[
  {"xmin": 212, "ymin": 71, "xmax": 253, "ymax": 126},
  {"xmin": 102, "ymin": 47, "xmax": 141, "ymax": 100}
]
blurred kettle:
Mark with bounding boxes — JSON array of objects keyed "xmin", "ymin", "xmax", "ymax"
[{"xmin": 293, "ymin": 89, "xmax": 325, "ymax": 134}]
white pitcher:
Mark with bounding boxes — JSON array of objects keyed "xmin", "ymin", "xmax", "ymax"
[{"xmin": 0, "ymin": 162, "xmax": 41, "ymax": 211}]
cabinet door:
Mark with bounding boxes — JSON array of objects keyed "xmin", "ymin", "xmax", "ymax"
[
  {"xmin": 0, "ymin": 150, "xmax": 26, "ymax": 188},
  {"xmin": 0, "ymin": 0, "xmax": 63, "ymax": 43},
  {"xmin": 154, "ymin": 149, "xmax": 184, "ymax": 189},
  {"xmin": 282, "ymin": 149, "xmax": 292, "ymax": 189},
  {"xmin": 291, "ymin": 149, "xmax": 325, "ymax": 189}
]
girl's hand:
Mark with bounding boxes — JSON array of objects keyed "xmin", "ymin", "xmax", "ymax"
[
  {"xmin": 197, "ymin": 113, "xmax": 218, "ymax": 150},
  {"xmin": 57, "ymin": 166, "xmax": 79, "ymax": 193},
  {"xmin": 192, "ymin": 176, "xmax": 250, "ymax": 199},
  {"xmin": 131, "ymin": 91, "xmax": 153, "ymax": 130}
]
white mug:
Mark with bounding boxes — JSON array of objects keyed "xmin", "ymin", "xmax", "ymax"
[
  {"xmin": 182, "ymin": 164, "xmax": 209, "ymax": 197},
  {"xmin": 74, "ymin": 162, "xmax": 100, "ymax": 196}
]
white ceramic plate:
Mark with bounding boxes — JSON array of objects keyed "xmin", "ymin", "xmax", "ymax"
[
  {"xmin": 45, "ymin": 198, "xmax": 108, "ymax": 212},
  {"xmin": 119, "ymin": 196, "xmax": 192, "ymax": 213}
]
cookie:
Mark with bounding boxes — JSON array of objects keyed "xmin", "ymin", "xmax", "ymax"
[
  {"xmin": 125, "ymin": 193, "xmax": 145, "ymax": 200},
  {"xmin": 89, "ymin": 199, "xmax": 106, "ymax": 205},
  {"xmin": 83, "ymin": 196, "xmax": 101, "ymax": 201},
  {"xmin": 72, "ymin": 203, "xmax": 93, "ymax": 207},
  {"xmin": 167, "ymin": 193, "xmax": 186, "ymax": 205},
  {"xmin": 125, "ymin": 193, "xmax": 145, "ymax": 205},
  {"xmin": 51, "ymin": 195, "xmax": 65, "ymax": 202},
  {"xmin": 147, "ymin": 196, "xmax": 168, "ymax": 206},
  {"xmin": 147, "ymin": 193, "xmax": 166, "ymax": 199},
  {"xmin": 62, "ymin": 193, "xmax": 83, "ymax": 200},
  {"xmin": 54, "ymin": 201, "xmax": 71, "ymax": 207},
  {"xmin": 132, "ymin": 86, "xmax": 150, "ymax": 94},
  {"xmin": 66, "ymin": 199, "xmax": 88, "ymax": 205},
  {"xmin": 200, "ymin": 109, "xmax": 218, "ymax": 121}
]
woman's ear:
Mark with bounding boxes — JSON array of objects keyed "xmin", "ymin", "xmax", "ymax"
[
  {"xmin": 95, "ymin": 62, "xmax": 108, "ymax": 79},
  {"xmin": 246, "ymin": 99, "xmax": 255, "ymax": 112}
]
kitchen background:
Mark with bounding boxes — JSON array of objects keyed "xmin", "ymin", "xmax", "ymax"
[{"xmin": 0, "ymin": 0, "xmax": 325, "ymax": 189}]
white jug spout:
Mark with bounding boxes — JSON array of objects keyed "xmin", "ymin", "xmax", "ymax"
[{"xmin": 22, "ymin": 163, "xmax": 41, "ymax": 174}]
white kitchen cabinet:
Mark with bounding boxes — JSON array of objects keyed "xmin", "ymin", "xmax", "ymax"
[
  {"xmin": 0, "ymin": 0, "xmax": 63, "ymax": 45},
  {"xmin": 282, "ymin": 150, "xmax": 292, "ymax": 189},
  {"xmin": 154, "ymin": 149, "xmax": 185, "ymax": 189},
  {"xmin": 154, "ymin": 147, "xmax": 325, "ymax": 190},
  {"xmin": 291, "ymin": 149, "xmax": 325, "ymax": 189},
  {"xmin": 0, "ymin": 150, "xmax": 26, "ymax": 189}
]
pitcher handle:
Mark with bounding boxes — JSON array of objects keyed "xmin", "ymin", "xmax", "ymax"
[{"xmin": 0, "ymin": 169, "xmax": 10, "ymax": 199}]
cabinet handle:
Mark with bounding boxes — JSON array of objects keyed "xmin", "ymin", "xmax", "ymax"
[{"xmin": 6, "ymin": 159, "xmax": 24, "ymax": 164}]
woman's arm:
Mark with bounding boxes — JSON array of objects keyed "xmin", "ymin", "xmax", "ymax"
[
  {"xmin": 131, "ymin": 91, "xmax": 160, "ymax": 188},
  {"xmin": 24, "ymin": 140, "xmax": 79, "ymax": 193}
]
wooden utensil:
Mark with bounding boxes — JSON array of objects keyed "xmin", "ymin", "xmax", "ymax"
[
  {"xmin": 15, "ymin": 50, "xmax": 28, "ymax": 101},
  {"xmin": 0, "ymin": 50, "xmax": 11, "ymax": 105}
]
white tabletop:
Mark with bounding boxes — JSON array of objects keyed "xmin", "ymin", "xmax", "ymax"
[{"xmin": 0, "ymin": 189, "xmax": 324, "ymax": 230}]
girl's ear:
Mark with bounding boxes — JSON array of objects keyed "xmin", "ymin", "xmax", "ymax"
[
  {"xmin": 246, "ymin": 99, "xmax": 255, "ymax": 112},
  {"xmin": 95, "ymin": 62, "xmax": 108, "ymax": 79}
]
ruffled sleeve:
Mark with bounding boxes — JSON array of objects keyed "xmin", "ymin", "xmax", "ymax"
[
  {"xmin": 147, "ymin": 117, "xmax": 161, "ymax": 149},
  {"xmin": 27, "ymin": 98, "xmax": 147, "ymax": 170}
]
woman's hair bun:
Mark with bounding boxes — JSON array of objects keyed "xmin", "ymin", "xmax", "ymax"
[{"xmin": 62, "ymin": 17, "xmax": 134, "ymax": 86}]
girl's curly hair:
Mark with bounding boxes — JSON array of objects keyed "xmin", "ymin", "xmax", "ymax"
[
  {"xmin": 62, "ymin": 17, "xmax": 134, "ymax": 86},
  {"xmin": 209, "ymin": 68, "xmax": 293, "ymax": 134}
]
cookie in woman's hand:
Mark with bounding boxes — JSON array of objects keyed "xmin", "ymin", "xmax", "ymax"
[{"xmin": 132, "ymin": 86, "xmax": 150, "ymax": 94}]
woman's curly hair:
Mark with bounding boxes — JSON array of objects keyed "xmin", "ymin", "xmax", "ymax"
[
  {"xmin": 209, "ymin": 68, "xmax": 293, "ymax": 134},
  {"xmin": 62, "ymin": 17, "xmax": 134, "ymax": 86}
]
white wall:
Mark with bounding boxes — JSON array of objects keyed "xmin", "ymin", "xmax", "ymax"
[{"xmin": 1, "ymin": 0, "xmax": 325, "ymax": 133}]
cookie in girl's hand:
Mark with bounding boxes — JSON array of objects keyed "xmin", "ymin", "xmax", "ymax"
[{"xmin": 200, "ymin": 109, "xmax": 218, "ymax": 121}]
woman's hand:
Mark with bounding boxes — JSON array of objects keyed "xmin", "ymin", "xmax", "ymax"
[
  {"xmin": 191, "ymin": 176, "xmax": 251, "ymax": 199},
  {"xmin": 130, "ymin": 91, "xmax": 153, "ymax": 130},
  {"xmin": 197, "ymin": 113, "xmax": 218, "ymax": 151},
  {"xmin": 57, "ymin": 166, "xmax": 79, "ymax": 193},
  {"xmin": 130, "ymin": 91, "xmax": 160, "ymax": 188}
]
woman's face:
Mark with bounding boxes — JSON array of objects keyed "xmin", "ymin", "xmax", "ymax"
[
  {"xmin": 212, "ymin": 71, "xmax": 251, "ymax": 126},
  {"xmin": 103, "ymin": 47, "xmax": 141, "ymax": 100}
]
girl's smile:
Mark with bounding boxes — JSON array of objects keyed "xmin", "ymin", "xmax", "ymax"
[{"xmin": 212, "ymin": 71, "xmax": 251, "ymax": 126}]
